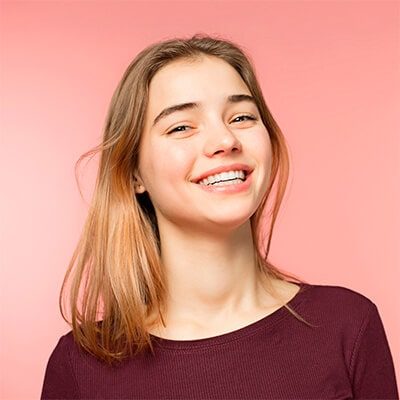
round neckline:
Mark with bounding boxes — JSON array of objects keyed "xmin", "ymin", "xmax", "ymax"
[{"xmin": 149, "ymin": 281, "xmax": 312, "ymax": 350}]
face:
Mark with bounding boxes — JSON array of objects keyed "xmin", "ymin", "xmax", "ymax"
[{"xmin": 135, "ymin": 55, "xmax": 272, "ymax": 234}]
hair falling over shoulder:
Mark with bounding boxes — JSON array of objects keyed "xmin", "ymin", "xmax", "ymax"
[{"xmin": 60, "ymin": 33, "xmax": 314, "ymax": 366}]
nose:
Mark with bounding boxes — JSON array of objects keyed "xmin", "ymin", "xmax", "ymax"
[{"xmin": 203, "ymin": 121, "xmax": 242, "ymax": 157}]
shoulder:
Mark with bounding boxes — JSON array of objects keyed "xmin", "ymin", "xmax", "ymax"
[
  {"xmin": 304, "ymin": 284, "xmax": 376, "ymax": 325},
  {"xmin": 306, "ymin": 282, "xmax": 376, "ymax": 309},
  {"xmin": 41, "ymin": 331, "xmax": 81, "ymax": 398},
  {"xmin": 45, "ymin": 330, "xmax": 82, "ymax": 371},
  {"xmin": 47, "ymin": 330, "xmax": 75, "ymax": 360},
  {"xmin": 51, "ymin": 330, "xmax": 78, "ymax": 355},
  {"xmin": 301, "ymin": 283, "xmax": 398, "ymax": 397},
  {"xmin": 59, "ymin": 330, "xmax": 76, "ymax": 347},
  {"xmin": 47, "ymin": 330, "xmax": 94, "ymax": 368},
  {"xmin": 300, "ymin": 282, "xmax": 378, "ymax": 330}
]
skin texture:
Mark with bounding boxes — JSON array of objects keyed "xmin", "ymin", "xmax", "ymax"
[{"xmin": 134, "ymin": 55, "xmax": 299, "ymax": 339}]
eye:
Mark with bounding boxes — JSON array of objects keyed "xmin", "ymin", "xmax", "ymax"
[
  {"xmin": 166, "ymin": 114, "xmax": 257, "ymax": 135},
  {"xmin": 167, "ymin": 125, "xmax": 191, "ymax": 134},
  {"xmin": 231, "ymin": 114, "xmax": 257, "ymax": 123}
]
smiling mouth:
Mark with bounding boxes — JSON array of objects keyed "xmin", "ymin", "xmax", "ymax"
[{"xmin": 195, "ymin": 170, "xmax": 252, "ymax": 186}]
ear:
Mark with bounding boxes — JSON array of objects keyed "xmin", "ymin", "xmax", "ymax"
[{"xmin": 133, "ymin": 173, "xmax": 146, "ymax": 194}]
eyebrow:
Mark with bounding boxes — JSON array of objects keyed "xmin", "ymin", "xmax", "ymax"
[{"xmin": 152, "ymin": 94, "xmax": 257, "ymax": 127}]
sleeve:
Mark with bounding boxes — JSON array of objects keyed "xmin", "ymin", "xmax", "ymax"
[
  {"xmin": 40, "ymin": 334, "xmax": 80, "ymax": 399},
  {"xmin": 350, "ymin": 302, "xmax": 399, "ymax": 399}
]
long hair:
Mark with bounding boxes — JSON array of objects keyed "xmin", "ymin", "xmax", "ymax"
[{"xmin": 60, "ymin": 33, "xmax": 315, "ymax": 365}]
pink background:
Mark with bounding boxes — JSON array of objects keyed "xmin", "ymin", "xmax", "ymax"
[{"xmin": 1, "ymin": 1, "xmax": 399, "ymax": 398}]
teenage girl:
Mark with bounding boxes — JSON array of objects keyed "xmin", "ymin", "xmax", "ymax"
[{"xmin": 41, "ymin": 34, "xmax": 398, "ymax": 399}]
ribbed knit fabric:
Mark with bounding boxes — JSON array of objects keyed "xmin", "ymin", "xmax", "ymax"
[{"xmin": 41, "ymin": 282, "xmax": 399, "ymax": 399}]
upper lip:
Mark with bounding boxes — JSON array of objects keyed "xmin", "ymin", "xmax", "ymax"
[{"xmin": 191, "ymin": 163, "xmax": 254, "ymax": 183}]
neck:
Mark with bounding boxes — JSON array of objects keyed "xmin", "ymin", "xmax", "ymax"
[{"xmin": 152, "ymin": 218, "xmax": 279, "ymax": 329}]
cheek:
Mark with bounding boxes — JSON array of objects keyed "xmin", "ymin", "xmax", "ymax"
[
  {"xmin": 246, "ymin": 129, "xmax": 273, "ymax": 194},
  {"xmin": 142, "ymin": 140, "xmax": 195, "ymax": 189},
  {"xmin": 248, "ymin": 128, "xmax": 272, "ymax": 166}
]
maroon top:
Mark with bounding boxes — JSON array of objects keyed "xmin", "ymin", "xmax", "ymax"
[{"xmin": 41, "ymin": 282, "xmax": 399, "ymax": 399}]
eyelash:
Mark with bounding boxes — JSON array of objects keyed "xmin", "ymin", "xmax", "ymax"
[{"xmin": 167, "ymin": 114, "xmax": 257, "ymax": 134}]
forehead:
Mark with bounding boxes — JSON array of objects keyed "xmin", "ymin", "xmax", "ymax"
[{"xmin": 147, "ymin": 56, "xmax": 251, "ymax": 113}]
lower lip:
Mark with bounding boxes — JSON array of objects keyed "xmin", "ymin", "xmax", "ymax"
[{"xmin": 194, "ymin": 172, "xmax": 253, "ymax": 194}]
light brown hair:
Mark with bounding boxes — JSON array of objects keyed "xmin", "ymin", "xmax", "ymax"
[{"xmin": 60, "ymin": 33, "xmax": 315, "ymax": 365}]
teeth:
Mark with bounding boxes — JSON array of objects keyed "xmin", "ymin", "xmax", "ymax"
[
  {"xmin": 198, "ymin": 170, "xmax": 246, "ymax": 186},
  {"xmin": 210, "ymin": 178, "xmax": 243, "ymax": 187}
]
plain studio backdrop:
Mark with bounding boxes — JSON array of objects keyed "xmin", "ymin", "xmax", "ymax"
[{"xmin": 1, "ymin": 1, "xmax": 399, "ymax": 398}]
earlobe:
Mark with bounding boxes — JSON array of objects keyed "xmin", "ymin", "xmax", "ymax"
[
  {"xmin": 134, "ymin": 184, "xmax": 146, "ymax": 194},
  {"xmin": 133, "ymin": 174, "xmax": 146, "ymax": 194}
]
